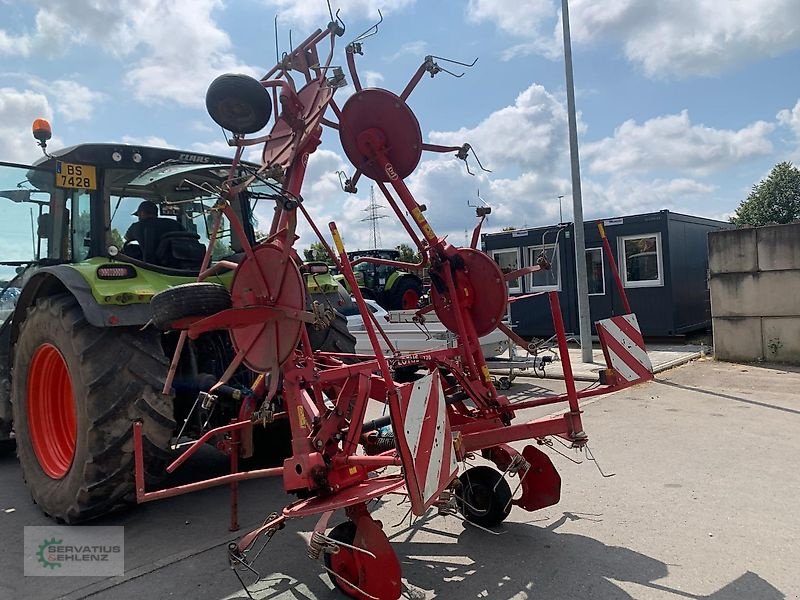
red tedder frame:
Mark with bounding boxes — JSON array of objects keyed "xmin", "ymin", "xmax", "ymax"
[{"xmin": 131, "ymin": 16, "xmax": 654, "ymax": 599}]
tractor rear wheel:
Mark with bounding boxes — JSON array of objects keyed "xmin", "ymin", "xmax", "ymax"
[
  {"xmin": 387, "ymin": 276, "xmax": 423, "ymax": 310},
  {"xmin": 12, "ymin": 294, "xmax": 175, "ymax": 523},
  {"xmin": 306, "ymin": 311, "xmax": 356, "ymax": 355}
]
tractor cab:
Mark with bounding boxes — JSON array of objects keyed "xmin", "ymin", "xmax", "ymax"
[{"xmin": 0, "ymin": 122, "xmax": 271, "ymax": 329}]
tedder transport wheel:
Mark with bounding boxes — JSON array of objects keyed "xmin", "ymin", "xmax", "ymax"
[
  {"xmin": 387, "ymin": 276, "xmax": 423, "ymax": 310},
  {"xmin": 206, "ymin": 73, "xmax": 273, "ymax": 135},
  {"xmin": 12, "ymin": 294, "xmax": 174, "ymax": 523},
  {"xmin": 457, "ymin": 465, "xmax": 513, "ymax": 528},
  {"xmin": 150, "ymin": 282, "xmax": 232, "ymax": 330}
]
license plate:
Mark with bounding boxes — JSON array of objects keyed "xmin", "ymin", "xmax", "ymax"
[{"xmin": 55, "ymin": 161, "xmax": 97, "ymax": 190}]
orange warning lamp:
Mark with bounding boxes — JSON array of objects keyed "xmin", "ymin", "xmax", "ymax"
[{"xmin": 32, "ymin": 118, "xmax": 52, "ymax": 143}]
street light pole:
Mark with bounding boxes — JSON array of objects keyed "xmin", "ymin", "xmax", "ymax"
[{"xmin": 561, "ymin": 0, "xmax": 593, "ymax": 363}]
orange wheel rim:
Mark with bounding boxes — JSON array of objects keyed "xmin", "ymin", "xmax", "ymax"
[
  {"xmin": 27, "ymin": 344, "xmax": 76, "ymax": 479},
  {"xmin": 401, "ymin": 289, "xmax": 419, "ymax": 309}
]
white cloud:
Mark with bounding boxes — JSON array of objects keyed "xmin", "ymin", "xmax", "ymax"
[
  {"xmin": 26, "ymin": 79, "xmax": 105, "ymax": 122},
  {"xmin": 0, "ymin": 1, "xmax": 260, "ymax": 108},
  {"xmin": 363, "ymin": 70, "xmax": 384, "ymax": 88},
  {"xmin": 778, "ymin": 99, "xmax": 800, "ymax": 139},
  {"xmin": 264, "ymin": 0, "xmax": 414, "ymax": 28},
  {"xmin": 468, "ymin": 0, "xmax": 800, "ymax": 78},
  {"xmin": 583, "ymin": 110, "xmax": 774, "ymax": 176},
  {"xmin": 0, "ymin": 87, "xmax": 59, "ymax": 163},
  {"xmin": 387, "ymin": 40, "xmax": 428, "ymax": 61},
  {"xmin": 428, "ymin": 83, "xmax": 574, "ymax": 175}
]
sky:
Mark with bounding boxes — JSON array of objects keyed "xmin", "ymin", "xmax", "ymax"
[{"xmin": 2, "ymin": 0, "xmax": 800, "ymax": 252}]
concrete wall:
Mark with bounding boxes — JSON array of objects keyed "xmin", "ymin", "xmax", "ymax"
[{"xmin": 709, "ymin": 222, "xmax": 800, "ymax": 363}]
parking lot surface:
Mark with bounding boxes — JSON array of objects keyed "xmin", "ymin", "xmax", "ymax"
[{"xmin": 2, "ymin": 358, "xmax": 797, "ymax": 599}]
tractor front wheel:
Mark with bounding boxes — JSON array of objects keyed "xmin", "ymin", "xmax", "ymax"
[{"xmin": 12, "ymin": 294, "xmax": 174, "ymax": 523}]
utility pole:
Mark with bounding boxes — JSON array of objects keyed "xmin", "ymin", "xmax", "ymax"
[
  {"xmin": 361, "ymin": 185, "xmax": 387, "ymax": 250},
  {"xmin": 561, "ymin": 0, "xmax": 593, "ymax": 363}
]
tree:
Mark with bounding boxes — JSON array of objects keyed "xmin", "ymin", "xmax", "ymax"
[
  {"xmin": 731, "ymin": 161, "xmax": 800, "ymax": 226},
  {"xmin": 396, "ymin": 243, "xmax": 420, "ymax": 263},
  {"xmin": 303, "ymin": 241, "xmax": 334, "ymax": 264}
]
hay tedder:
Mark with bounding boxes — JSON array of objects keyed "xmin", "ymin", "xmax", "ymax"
[{"xmin": 132, "ymin": 17, "xmax": 653, "ymax": 599}]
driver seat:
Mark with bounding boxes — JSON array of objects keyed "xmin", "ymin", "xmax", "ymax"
[{"xmin": 154, "ymin": 231, "xmax": 206, "ymax": 270}]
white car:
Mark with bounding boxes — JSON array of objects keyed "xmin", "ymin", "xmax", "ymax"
[{"xmin": 341, "ymin": 299, "xmax": 508, "ymax": 358}]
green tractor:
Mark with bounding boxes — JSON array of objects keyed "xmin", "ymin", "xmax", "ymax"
[
  {"xmin": 0, "ymin": 124, "xmax": 353, "ymax": 523},
  {"xmin": 337, "ymin": 248, "xmax": 424, "ymax": 310}
]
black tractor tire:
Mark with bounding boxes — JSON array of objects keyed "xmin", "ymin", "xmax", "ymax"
[
  {"xmin": 206, "ymin": 73, "xmax": 273, "ymax": 135},
  {"xmin": 306, "ymin": 311, "xmax": 356, "ymax": 355},
  {"xmin": 0, "ymin": 439, "xmax": 15, "ymax": 456},
  {"xmin": 457, "ymin": 465, "xmax": 513, "ymax": 528},
  {"xmin": 12, "ymin": 294, "xmax": 175, "ymax": 523},
  {"xmin": 151, "ymin": 282, "xmax": 232, "ymax": 330},
  {"xmin": 386, "ymin": 276, "xmax": 423, "ymax": 310}
]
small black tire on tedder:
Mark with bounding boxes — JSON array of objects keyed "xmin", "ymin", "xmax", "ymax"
[{"xmin": 457, "ymin": 465, "xmax": 513, "ymax": 528}]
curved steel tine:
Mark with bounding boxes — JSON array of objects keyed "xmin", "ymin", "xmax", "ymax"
[
  {"xmin": 429, "ymin": 54, "xmax": 479, "ymax": 68},
  {"xmin": 350, "ymin": 9, "xmax": 383, "ymax": 45}
]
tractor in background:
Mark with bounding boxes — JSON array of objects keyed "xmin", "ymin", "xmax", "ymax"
[{"xmin": 336, "ymin": 248, "xmax": 424, "ymax": 309}]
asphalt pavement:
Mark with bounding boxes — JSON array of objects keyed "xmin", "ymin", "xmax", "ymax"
[{"xmin": 1, "ymin": 358, "xmax": 797, "ymax": 599}]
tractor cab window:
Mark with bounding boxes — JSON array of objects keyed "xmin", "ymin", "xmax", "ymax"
[
  {"xmin": 0, "ymin": 162, "xmax": 57, "ymax": 279},
  {"xmin": 69, "ymin": 191, "xmax": 92, "ymax": 261},
  {"xmin": 110, "ymin": 194, "xmax": 237, "ymax": 268}
]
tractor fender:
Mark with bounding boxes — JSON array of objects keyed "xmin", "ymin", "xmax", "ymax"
[
  {"xmin": 384, "ymin": 270, "xmax": 421, "ymax": 291},
  {"xmin": 10, "ymin": 267, "xmax": 151, "ymax": 344}
]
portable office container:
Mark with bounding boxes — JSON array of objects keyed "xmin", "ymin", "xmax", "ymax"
[{"xmin": 481, "ymin": 210, "xmax": 732, "ymax": 337}]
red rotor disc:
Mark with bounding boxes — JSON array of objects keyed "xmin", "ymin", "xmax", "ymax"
[
  {"xmin": 230, "ymin": 243, "xmax": 305, "ymax": 372},
  {"xmin": 261, "ymin": 79, "xmax": 334, "ymax": 169},
  {"xmin": 338, "ymin": 88, "xmax": 423, "ymax": 182},
  {"xmin": 431, "ymin": 248, "xmax": 508, "ymax": 338}
]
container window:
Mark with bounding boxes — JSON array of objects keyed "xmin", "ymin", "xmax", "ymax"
[
  {"xmin": 586, "ymin": 247, "xmax": 605, "ymax": 295},
  {"xmin": 619, "ymin": 233, "xmax": 663, "ymax": 288},
  {"xmin": 491, "ymin": 248, "xmax": 521, "ymax": 294},
  {"xmin": 526, "ymin": 244, "xmax": 560, "ymax": 291}
]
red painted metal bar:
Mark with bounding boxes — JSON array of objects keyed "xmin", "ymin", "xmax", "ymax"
[
  {"xmin": 366, "ymin": 306, "xmax": 398, "ymax": 356},
  {"xmin": 598, "ymin": 222, "xmax": 632, "ymax": 314},
  {"xmin": 166, "ymin": 420, "xmax": 252, "ymax": 473},
  {"xmin": 336, "ymin": 455, "xmax": 402, "ymax": 468},
  {"xmin": 330, "ymin": 223, "xmax": 397, "ymax": 386},
  {"xmin": 229, "ymin": 425, "xmax": 240, "ymax": 531},
  {"xmin": 261, "ymin": 28, "xmax": 326, "ymax": 79},
  {"xmin": 133, "ymin": 421, "xmax": 282, "ymax": 503},
  {"xmin": 549, "ymin": 291, "xmax": 581, "ymax": 414},
  {"xmin": 460, "ymin": 415, "xmax": 573, "ymax": 452},
  {"xmin": 375, "ymin": 180, "xmax": 426, "ymax": 252},
  {"xmin": 421, "ymin": 142, "xmax": 463, "ymax": 154},
  {"xmin": 399, "ymin": 60, "xmax": 428, "ymax": 101},
  {"xmin": 470, "ymin": 214, "xmax": 487, "ymax": 249},
  {"xmin": 497, "ymin": 322, "xmax": 530, "ymax": 350},
  {"xmin": 345, "ymin": 47, "xmax": 363, "ymax": 91}
]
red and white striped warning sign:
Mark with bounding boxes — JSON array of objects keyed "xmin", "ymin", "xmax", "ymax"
[
  {"xmin": 596, "ymin": 313, "xmax": 653, "ymax": 383},
  {"xmin": 392, "ymin": 370, "xmax": 459, "ymax": 515}
]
